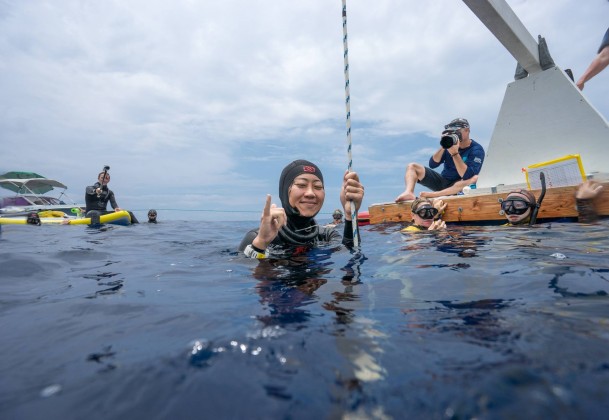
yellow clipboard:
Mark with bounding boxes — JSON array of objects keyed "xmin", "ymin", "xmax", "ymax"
[{"xmin": 525, "ymin": 154, "xmax": 586, "ymax": 189}]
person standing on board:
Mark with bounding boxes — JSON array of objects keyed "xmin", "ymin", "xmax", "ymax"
[
  {"xmin": 395, "ymin": 118, "xmax": 485, "ymax": 202},
  {"xmin": 239, "ymin": 160, "xmax": 364, "ymax": 259},
  {"xmin": 576, "ymin": 27, "xmax": 609, "ymax": 90}
]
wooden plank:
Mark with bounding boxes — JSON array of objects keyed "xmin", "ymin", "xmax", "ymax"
[{"xmin": 368, "ymin": 182, "xmax": 609, "ymax": 225}]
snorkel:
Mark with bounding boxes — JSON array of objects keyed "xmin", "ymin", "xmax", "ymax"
[{"xmin": 529, "ymin": 172, "xmax": 546, "ymax": 226}]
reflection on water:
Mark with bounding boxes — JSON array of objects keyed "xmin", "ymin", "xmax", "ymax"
[{"xmin": 0, "ymin": 220, "xmax": 608, "ymax": 418}]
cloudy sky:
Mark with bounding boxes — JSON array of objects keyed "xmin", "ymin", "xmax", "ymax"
[{"xmin": 1, "ymin": 0, "xmax": 608, "ymax": 221}]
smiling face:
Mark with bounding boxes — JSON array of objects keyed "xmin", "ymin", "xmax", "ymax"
[{"xmin": 288, "ymin": 174, "xmax": 325, "ymax": 217}]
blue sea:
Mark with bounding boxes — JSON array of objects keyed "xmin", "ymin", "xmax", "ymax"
[{"xmin": 1, "ymin": 219, "xmax": 609, "ymax": 419}]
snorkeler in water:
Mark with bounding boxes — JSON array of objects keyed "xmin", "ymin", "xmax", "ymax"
[
  {"xmin": 148, "ymin": 209, "xmax": 158, "ymax": 223},
  {"xmin": 502, "ymin": 180, "xmax": 603, "ymax": 225},
  {"xmin": 400, "ymin": 197, "xmax": 447, "ymax": 232},
  {"xmin": 238, "ymin": 159, "xmax": 365, "ymax": 259},
  {"xmin": 501, "ymin": 189, "xmax": 539, "ymax": 226}
]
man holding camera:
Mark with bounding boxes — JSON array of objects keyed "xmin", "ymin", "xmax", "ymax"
[
  {"xmin": 395, "ymin": 118, "xmax": 485, "ymax": 202},
  {"xmin": 84, "ymin": 168, "xmax": 122, "ymax": 215}
]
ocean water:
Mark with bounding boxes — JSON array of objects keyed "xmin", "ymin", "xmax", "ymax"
[{"xmin": 1, "ymin": 220, "xmax": 609, "ymax": 419}]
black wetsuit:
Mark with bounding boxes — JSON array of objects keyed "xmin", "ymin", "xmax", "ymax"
[
  {"xmin": 85, "ymin": 182, "xmax": 118, "ymax": 213},
  {"xmin": 239, "ymin": 220, "xmax": 356, "ymax": 258},
  {"xmin": 241, "ymin": 159, "xmax": 358, "ymax": 258},
  {"xmin": 84, "ymin": 182, "xmax": 140, "ymax": 224}
]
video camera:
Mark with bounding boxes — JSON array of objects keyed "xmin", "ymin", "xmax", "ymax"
[{"xmin": 440, "ymin": 129, "xmax": 462, "ymax": 149}]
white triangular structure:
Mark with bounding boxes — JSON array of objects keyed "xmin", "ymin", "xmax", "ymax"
[
  {"xmin": 463, "ymin": 0, "xmax": 609, "ymax": 188},
  {"xmin": 478, "ymin": 67, "xmax": 609, "ymax": 187}
]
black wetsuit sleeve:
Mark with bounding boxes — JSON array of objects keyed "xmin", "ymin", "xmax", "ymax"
[
  {"xmin": 341, "ymin": 220, "xmax": 358, "ymax": 248},
  {"xmin": 108, "ymin": 190, "xmax": 118, "ymax": 209},
  {"xmin": 84, "ymin": 183, "xmax": 104, "ymax": 212},
  {"xmin": 239, "ymin": 229, "xmax": 259, "ymax": 252},
  {"xmin": 576, "ymin": 198, "xmax": 599, "ymax": 223},
  {"xmin": 85, "ymin": 182, "xmax": 101, "ymax": 197}
]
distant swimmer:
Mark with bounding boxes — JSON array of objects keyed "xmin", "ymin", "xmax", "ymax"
[
  {"xmin": 148, "ymin": 209, "xmax": 158, "ymax": 223},
  {"xmin": 395, "ymin": 118, "xmax": 485, "ymax": 202},
  {"xmin": 26, "ymin": 212, "xmax": 41, "ymax": 226},
  {"xmin": 324, "ymin": 209, "xmax": 344, "ymax": 228},
  {"xmin": 400, "ymin": 197, "xmax": 446, "ymax": 232},
  {"xmin": 238, "ymin": 159, "xmax": 364, "ymax": 259}
]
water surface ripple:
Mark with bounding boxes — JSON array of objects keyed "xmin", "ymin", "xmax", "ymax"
[{"xmin": 1, "ymin": 220, "xmax": 608, "ymax": 419}]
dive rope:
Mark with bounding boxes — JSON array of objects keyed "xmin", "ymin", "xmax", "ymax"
[{"xmin": 342, "ymin": 0, "xmax": 359, "ymax": 246}]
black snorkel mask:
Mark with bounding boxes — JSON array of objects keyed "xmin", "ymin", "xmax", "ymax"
[
  {"xmin": 502, "ymin": 172, "xmax": 546, "ymax": 226},
  {"xmin": 414, "ymin": 205, "xmax": 439, "ymax": 220},
  {"xmin": 501, "ymin": 198, "xmax": 533, "ymax": 215}
]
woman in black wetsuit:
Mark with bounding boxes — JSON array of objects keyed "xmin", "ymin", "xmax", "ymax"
[{"xmin": 239, "ymin": 159, "xmax": 365, "ymax": 259}]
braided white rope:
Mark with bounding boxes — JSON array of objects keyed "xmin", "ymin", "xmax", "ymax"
[{"xmin": 342, "ymin": 0, "xmax": 359, "ymax": 246}]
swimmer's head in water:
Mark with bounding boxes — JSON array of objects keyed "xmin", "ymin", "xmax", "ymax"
[
  {"xmin": 148, "ymin": 209, "xmax": 157, "ymax": 222},
  {"xmin": 410, "ymin": 198, "xmax": 432, "ymax": 212},
  {"xmin": 503, "ymin": 190, "xmax": 536, "ymax": 224},
  {"xmin": 410, "ymin": 198, "xmax": 437, "ymax": 228},
  {"xmin": 26, "ymin": 212, "xmax": 41, "ymax": 226}
]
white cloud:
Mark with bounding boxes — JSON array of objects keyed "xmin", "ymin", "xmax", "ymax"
[{"xmin": 1, "ymin": 0, "xmax": 607, "ymax": 220}]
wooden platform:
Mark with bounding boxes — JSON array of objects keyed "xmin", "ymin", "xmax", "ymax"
[{"xmin": 368, "ymin": 182, "xmax": 609, "ymax": 225}]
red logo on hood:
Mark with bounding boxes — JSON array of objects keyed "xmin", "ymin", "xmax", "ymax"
[{"xmin": 303, "ymin": 165, "xmax": 316, "ymax": 173}]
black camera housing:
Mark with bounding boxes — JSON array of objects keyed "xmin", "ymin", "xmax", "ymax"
[{"xmin": 440, "ymin": 129, "xmax": 462, "ymax": 149}]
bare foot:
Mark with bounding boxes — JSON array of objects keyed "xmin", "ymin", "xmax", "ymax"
[{"xmin": 395, "ymin": 191, "xmax": 415, "ymax": 202}]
